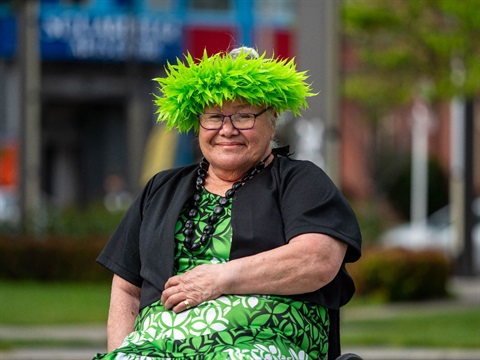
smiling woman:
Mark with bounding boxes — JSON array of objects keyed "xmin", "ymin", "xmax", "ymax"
[
  {"xmin": 198, "ymin": 101, "xmax": 275, "ymax": 183},
  {"xmin": 93, "ymin": 47, "xmax": 362, "ymax": 360}
]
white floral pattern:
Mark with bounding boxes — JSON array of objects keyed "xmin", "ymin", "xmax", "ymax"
[
  {"xmin": 190, "ymin": 306, "xmax": 229, "ymax": 336},
  {"xmin": 93, "ymin": 190, "xmax": 328, "ymax": 360}
]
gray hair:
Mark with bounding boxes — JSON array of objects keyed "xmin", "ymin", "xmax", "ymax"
[
  {"xmin": 229, "ymin": 47, "xmax": 260, "ymax": 60},
  {"xmin": 230, "ymin": 46, "xmax": 280, "ymax": 146},
  {"xmin": 230, "ymin": 46, "xmax": 279, "ymax": 121}
]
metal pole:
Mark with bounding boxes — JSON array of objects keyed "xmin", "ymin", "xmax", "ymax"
[
  {"xmin": 297, "ymin": 0, "xmax": 340, "ymax": 182},
  {"xmin": 450, "ymin": 98, "xmax": 475, "ymax": 276},
  {"xmin": 18, "ymin": 0, "xmax": 42, "ymax": 232},
  {"xmin": 459, "ymin": 99, "xmax": 475, "ymax": 275},
  {"xmin": 450, "ymin": 98, "xmax": 465, "ymax": 266},
  {"xmin": 125, "ymin": 5, "xmax": 146, "ymax": 193},
  {"xmin": 236, "ymin": 0, "xmax": 253, "ymax": 46},
  {"xmin": 410, "ymin": 99, "xmax": 429, "ymax": 227}
]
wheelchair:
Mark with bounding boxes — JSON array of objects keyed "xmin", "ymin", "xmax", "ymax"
[{"xmin": 328, "ymin": 308, "xmax": 363, "ymax": 360}]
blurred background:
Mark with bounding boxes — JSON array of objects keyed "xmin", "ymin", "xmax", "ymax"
[{"xmin": 0, "ymin": 0, "xmax": 479, "ymax": 357}]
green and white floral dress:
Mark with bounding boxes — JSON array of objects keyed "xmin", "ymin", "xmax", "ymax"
[{"xmin": 94, "ymin": 190, "xmax": 329, "ymax": 360}]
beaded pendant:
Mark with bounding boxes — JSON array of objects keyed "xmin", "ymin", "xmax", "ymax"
[{"xmin": 183, "ymin": 154, "xmax": 271, "ymax": 251}]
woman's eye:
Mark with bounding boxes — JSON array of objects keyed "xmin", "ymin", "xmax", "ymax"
[
  {"xmin": 207, "ymin": 114, "xmax": 222, "ymax": 120},
  {"xmin": 237, "ymin": 113, "xmax": 253, "ymax": 119}
]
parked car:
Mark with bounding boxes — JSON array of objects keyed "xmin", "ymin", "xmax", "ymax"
[
  {"xmin": 0, "ymin": 186, "xmax": 20, "ymax": 225},
  {"xmin": 380, "ymin": 198, "xmax": 480, "ymax": 274}
]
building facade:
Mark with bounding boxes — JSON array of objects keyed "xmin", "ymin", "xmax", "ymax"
[{"xmin": 0, "ymin": 0, "xmax": 297, "ymax": 216}]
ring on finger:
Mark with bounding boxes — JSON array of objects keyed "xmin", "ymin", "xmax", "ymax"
[{"xmin": 184, "ymin": 299, "xmax": 191, "ymax": 310}]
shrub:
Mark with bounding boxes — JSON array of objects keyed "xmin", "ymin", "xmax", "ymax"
[
  {"xmin": 0, "ymin": 235, "xmax": 112, "ymax": 282},
  {"xmin": 0, "ymin": 202, "xmax": 126, "ymax": 238},
  {"xmin": 347, "ymin": 247, "xmax": 452, "ymax": 302}
]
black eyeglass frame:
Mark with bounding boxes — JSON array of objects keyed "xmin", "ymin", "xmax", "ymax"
[{"xmin": 197, "ymin": 106, "xmax": 272, "ymax": 130}]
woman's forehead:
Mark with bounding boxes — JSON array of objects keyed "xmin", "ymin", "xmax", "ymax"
[{"xmin": 205, "ymin": 100, "xmax": 263, "ymax": 112}]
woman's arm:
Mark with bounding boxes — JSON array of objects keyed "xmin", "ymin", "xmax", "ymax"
[
  {"xmin": 223, "ymin": 233, "xmax": 347, "ymax": 295},
  {"xmin": 161, "ymin": 233, "xmax": 347, "ymax": 313},
  {"xmin": 106, "ymin": 274, "xmax": 141, "ymax": 351}
]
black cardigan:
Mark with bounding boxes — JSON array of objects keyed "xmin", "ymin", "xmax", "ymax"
[{"xmin": 97, "ymin": 155, "xmax": 362, "ymax": 310}]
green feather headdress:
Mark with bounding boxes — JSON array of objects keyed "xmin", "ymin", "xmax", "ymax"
[{"xmin": 153, "ymin": 50, "xmax": 316, "ymax": 133}]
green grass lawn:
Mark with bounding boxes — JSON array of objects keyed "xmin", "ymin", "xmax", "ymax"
[
  {"xmin": 341, "ymin": 306, "xmax": 480, "ymax": 348},
  {"xmin": 1, "ymin": 281, "xmax": 479, "ymax": 349},
  {"xmin": 0, "ymin": 281, "xmax": 110, "ymax": 324}
]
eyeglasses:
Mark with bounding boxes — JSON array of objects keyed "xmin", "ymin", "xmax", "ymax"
[{"xmin": 198, "ymin": 106, "xmax": 272, "ymax": 130}]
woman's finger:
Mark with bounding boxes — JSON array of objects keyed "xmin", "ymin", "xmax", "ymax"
[
  {"xmin": 172, "ymin": 298, "xmax": 194, "ymax": 313},
  {"xmin": 162, "ymin": 290, "xmax": 186, "ymax": 311},
  {"xmin": 164, "ymin": 275, "xmax": 180, "ymax": 289}
]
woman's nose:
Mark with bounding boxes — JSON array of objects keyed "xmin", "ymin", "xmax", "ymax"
[{"xmin": 219, "ymin": 116, "xmax": 238, "ymax": 135}]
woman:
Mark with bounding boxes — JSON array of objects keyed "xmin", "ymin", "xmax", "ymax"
[{"xmin": 94, "ymin": 48, "xmax": 361, "ymax": 360}]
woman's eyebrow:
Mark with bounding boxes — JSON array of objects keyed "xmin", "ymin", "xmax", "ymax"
[
  {"xmin": 203, "ymin": 107, "xmax": 222, "ymax": 113},
  {"xmin": 231, "ymin": 105, "xmax": 258, "ymax": 112},
  {"xmin": 205, "ymin": 104, "xmax": 259, "ymax": 112}
]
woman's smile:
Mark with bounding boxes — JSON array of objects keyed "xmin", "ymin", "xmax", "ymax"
[
  {"xmin": 215, "ymin": 141, "xmax": 245, "ymax": 149},
  {"xmin": 198, "ymin": 100, "xmax": 275, "ymax": 181}
]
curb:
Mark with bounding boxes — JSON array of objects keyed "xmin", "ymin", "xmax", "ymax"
[{"xmin": 0, "ymin": 277, "xmax": 478, "ymax": 360}]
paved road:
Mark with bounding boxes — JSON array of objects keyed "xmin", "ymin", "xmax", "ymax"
[
  {"xmin": 1, "ymin": 347, "xmax": 479, "ymax": 360},
  {"xmin": 1, "ymin": 277, "xmax": 479, "ymax": 360}
]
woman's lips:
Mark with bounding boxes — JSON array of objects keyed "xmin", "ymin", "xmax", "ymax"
[{"xmin": 216, "ymin": 142, "xmax": 244, "ymax": 148}]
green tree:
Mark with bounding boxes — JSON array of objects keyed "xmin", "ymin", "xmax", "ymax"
[
  {"xmin": 342, "ymin": 0, "xmax": 480, "ymax": 115},
  {"xmin": 341, "ymin": 0, "xmax": 479, "ymax": 223}
]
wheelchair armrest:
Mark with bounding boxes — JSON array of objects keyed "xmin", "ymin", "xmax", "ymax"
[{"xmin": 335, "ymin": 353, "xmax": 364, "ymax": 360}]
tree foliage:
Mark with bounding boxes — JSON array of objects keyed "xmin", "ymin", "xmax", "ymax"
[{"xmin": 342, "ymin": 0, "xmax": 480, "ymax": 116}]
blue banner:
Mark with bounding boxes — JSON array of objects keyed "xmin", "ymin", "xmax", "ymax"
[
  {"xmin": 0, "ymin": 9, "xmax": 182, "ymax": 62},
  {"xmin": 0, "ymin": 15, "xmax": 15, "ymax": 59}
]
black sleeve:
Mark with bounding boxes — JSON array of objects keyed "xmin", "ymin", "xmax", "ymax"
[
  {"xmin": 96, "ymin": 177, "xmax": 156, "ymax": 287},
  {"xmin": 280, "ymin": 161, "xmax": 362, "ymax": 263}
]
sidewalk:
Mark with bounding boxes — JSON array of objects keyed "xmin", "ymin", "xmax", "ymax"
[{"xmin": 0, "ymin": 277, "xmax": 479, "ymax": 360}]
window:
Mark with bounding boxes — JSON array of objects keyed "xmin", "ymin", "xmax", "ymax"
[
  {"xmin": 189, "ymin": 0, "xmax": 231, "ymax": 11},
  {"xmin": 115, "ymin": 0, "xmax": 134, "ymax": 7},
  {"xmin": 147, "ymin": 0, "xmax": 174, "ymax": 11},
  {"xmin": 255, "ymin": 0, "xmax": 294, "ymax": 25},
  {"xmin": 59, "ymin": 0, "xmax": 91, "ymax": 5}
]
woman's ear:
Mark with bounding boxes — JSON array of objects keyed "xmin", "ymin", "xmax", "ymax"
[{"xmin": 270, "ymin": 111, "xmax": 278, "ymax": 129}]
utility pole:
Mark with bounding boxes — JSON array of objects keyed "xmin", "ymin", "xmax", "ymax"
[
  {"xmin": 410, "ymin": 98, "xmax": 429, "ymax": 244},
  {"xmin": 236, "ymin": 0, "xmax": 254, "ymax": 47},
  {"xmin": 461, "ymin": 100, "xmax": 475, "ymax": 276},
  {"xmin": 18, "ymin": 0, "xmax": 42, "ymax": 232},
  {"xmin": 450, "ymin": 98, "xmax": 476, "ymax": 276},
  {"xmin": 126, "ymin": 3, "xmax": 147, "ymax": 192},
  {"xmin": 297, "ymin": 0, "xmax": 340, "ymax": 183}
]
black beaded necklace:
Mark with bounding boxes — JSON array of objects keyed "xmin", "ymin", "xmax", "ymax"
[{"xmin": 183, "ymin": 153, "xmax": 272, "ymax": 251}]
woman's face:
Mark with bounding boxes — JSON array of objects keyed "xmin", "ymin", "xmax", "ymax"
[{"xmin": 198, "ymin": 100, "xmax": 276, "ymax": 180}]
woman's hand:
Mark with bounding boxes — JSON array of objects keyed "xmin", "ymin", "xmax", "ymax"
[
  {"xmin": 161, "ymin": 264, "xmax": 226, "ymax": 313},
  {"xmin": 161, "ymin": 233, "xmax": 347, "ymax": 313}
]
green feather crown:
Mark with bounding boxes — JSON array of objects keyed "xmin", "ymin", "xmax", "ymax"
[{"xmin": 153, "ymin": 50, "xmax": 316, "ymax": 133}]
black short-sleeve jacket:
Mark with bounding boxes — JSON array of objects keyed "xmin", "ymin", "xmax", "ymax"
[{"xmin": 97, "ymin": 155, "xmax": 362, "ymax": 310}]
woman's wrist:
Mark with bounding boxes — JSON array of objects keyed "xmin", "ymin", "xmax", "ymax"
[{"xmin": 216, "ymin": 261, "xmax": 239, "ymax": 295}]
